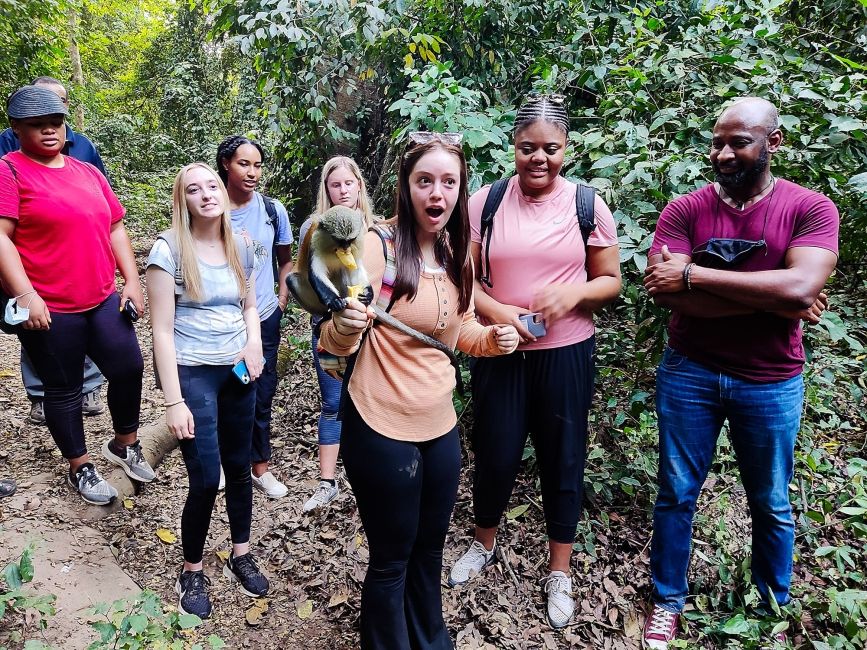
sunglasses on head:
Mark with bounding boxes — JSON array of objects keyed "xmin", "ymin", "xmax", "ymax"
[{"xmin": 407, "ymin": 131, "xmax": 463, "ymax": 146}]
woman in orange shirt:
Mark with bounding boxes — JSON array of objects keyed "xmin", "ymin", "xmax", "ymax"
[{"xmin": 319, "ymin": 134, "xmax": 518, "ymax": 649}]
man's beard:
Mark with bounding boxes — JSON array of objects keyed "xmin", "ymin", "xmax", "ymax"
[{"xmin": 714, "ymin": 147, "xmax": 769, "ymax": 189}]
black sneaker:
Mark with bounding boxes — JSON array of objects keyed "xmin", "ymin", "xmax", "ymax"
[
  {"xmin": 223, "ymin": 552, "xmax": 269, "ymax": 597},
  {"xmin": 175, "ymin": 570, "xmax": 212, "ymax": 619}
]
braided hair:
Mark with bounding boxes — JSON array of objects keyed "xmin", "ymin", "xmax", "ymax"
[
  {"xmin": 513, "ymin": 94, "xmax": 570, "ymax": 136},
  {"xmin": 216, "ymin": 135, "xmax": 266, "ymax": 185}
]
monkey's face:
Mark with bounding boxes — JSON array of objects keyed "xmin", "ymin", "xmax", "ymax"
[{"xmin": 319, "ymin": 205, "xmax": 365, "ymax": 270}]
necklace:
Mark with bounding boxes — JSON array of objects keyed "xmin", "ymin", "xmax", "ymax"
[
  {"xmin": 193, "ymin": 237, "xmax": 218, "ymax": 249},
  {"xmin": 719, "ymin": 176, "xmax": 775, "ymax": 211}
]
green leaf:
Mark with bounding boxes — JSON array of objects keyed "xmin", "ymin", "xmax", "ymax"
[
  {"xmin": 18, "ymin": 550, "xmax": 34, "ymax": 584},
  {"xmin": 830, "ymin": 115, "xmax": 865, "ymax": 132},
  {"xmin": 126, "ymin": 613, "xmax": 148, "ymax": 634},
  {"xmin": 590, "ymin": 154, "xmax": 626, "ymax": 170},
  {"xmin": 3, "ymin": 563, "xmax": 22, "ymax": 591},
  {"xmin": 505, "ymin": 504, "xmax": 530, "ymax": 520},
  {"xmin": 178, "ymin": 613, "xmax": 202, "ymax": 629}
]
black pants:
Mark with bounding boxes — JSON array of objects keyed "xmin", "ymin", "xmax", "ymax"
[
  {"xmin": 178, "ymin": 364, "xmax": 255, "ymax": 564},
  {"xmin": 342, "ymin": 397, "xmax": 459, "ymax": 650},
  {"xmin": 17, "ymin": 292, "xmax": 143, "ymax": 458},
  {"xmin": 251, "ymin": 306, "xmax": 282, "ymax": 464},
  {"xmin": 471, "ymin": 337, "xmax": 595, "ymax": 543}
]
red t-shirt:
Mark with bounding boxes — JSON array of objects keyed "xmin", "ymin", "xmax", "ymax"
[
  {"xmin": 0, "ymin": 151, "xmax": 124, "ymax": 313},
  {"xmin": 649, "ymin": 179, "xmax": 839, "ymax": 382}
]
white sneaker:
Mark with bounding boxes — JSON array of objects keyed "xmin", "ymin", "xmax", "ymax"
[
  {"xmin": 218, "ymin": 466, "xmax": 225, "ymax": 491},
  {"xmin": 448, "ymin": 540, "xmax": 496, "ymax": 587},
  {"xmin": 543, "ymin": 570, "xmax": 574, "ymax": 629},
  {"xmin": 251, "ymin": 471, "xmax": 288, "ymax": 499},
  {"xmin": 302, "ymin": 480, "xmax": 339, "ymax": 512}
]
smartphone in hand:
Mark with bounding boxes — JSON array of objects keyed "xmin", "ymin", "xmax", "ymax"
[
  {"xmin": 231, "ymin": 359, "xmax": 251, "ymax": 384},
  {"xmin": 518, "ymin": 313, "xmax": 546, "ymax": 338},
  {"xmin": 122, "ymin": 299, "xmax": 139, "ymax": 323}
]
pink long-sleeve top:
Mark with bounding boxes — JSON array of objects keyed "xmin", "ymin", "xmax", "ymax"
[{"xmin": 319, "ymin": 230, "xmax": 503, "ymax": 442}]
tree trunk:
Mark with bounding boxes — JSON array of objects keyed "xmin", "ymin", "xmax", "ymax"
[{"xmin": 67, "ymin": 7, "xmax": 85, "ymax": 131}]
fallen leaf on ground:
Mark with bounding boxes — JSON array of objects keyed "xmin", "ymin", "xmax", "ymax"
[
  {"xmin": 296, "ymin": 599, "xmax": 313, "ymax": 619},
  {"xmin": 156, "ymin": 528, "xmax": 177, "ymax": 544}
]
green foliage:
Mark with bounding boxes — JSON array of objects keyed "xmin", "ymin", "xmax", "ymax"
[
  {"xmin": 0, "ymin": 0, "xmax": 67, "ymax": 104},
  {"xmin": 86, "ymin": 590, "xmax": 224, "ymax": 650},
  {"xmin": 0, "ymin": 545, "xmax": 56, "ymax": 647}
]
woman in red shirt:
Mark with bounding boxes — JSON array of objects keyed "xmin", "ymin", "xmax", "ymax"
[{"xmin": 0, "ymin": 85, "xmax": 153, "ymax": 505}]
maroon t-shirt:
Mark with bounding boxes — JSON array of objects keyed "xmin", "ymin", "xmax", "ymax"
[{"xmin": 649, "ymin": 179, "xmax": 839, "ymax": 382}]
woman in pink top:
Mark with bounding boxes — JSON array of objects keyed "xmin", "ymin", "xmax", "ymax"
[
  {"xmin": 447, "ymin": 95, "xmax": 622, "ymax": 629},
  {"xmin": 319, "ymin": 134, "xmax": 519, "ymax": 649},
  {"xmin": 0, "ymin": 86, "xmax": 152, "ymax": 506}
]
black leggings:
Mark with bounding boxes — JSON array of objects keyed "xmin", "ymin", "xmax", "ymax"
[
  {"xmin": 341, "ymin": 397, "xmax": 459, "ymax": 650},
  {"xmin": 17, "ymin": 292, "xmax": 143, "ymax": 459},
  {"xmin": 178, "ymin": 364, "xmax": 255, "ymax": 564},
  {"xmin": 471, "ymin": 337, "xmax": 595, "ymax": 543}
]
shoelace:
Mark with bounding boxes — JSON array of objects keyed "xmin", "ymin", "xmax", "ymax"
[
  {"xmin": 464, "ymin": 542, "xmax": 493, "ymax": 564},
  {"xmin": 184, "ymin": 571, "xmax": 211, "ymax": 595},
  {"xmin": 646, "ymin": 607, "xmax": 677, "ymax": 635},
  {"xmin": 127, "ymin": 442, "xmax": 145, "ymax": 465},
  {"xmin": 542, "ymin": 573, "xmax": 572, "ymax": 596},
  {"xmin": 78, "ymin": 466, "xmax": 101, "ymax": 489},
  {"xmin": 232, "ymin": 554, "xmax": 261, "ymax": 581}
]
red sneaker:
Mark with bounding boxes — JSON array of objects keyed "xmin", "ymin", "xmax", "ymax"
[{"xmin": 642, "ymin": 604, "xmax": 679, "ymax": 649}]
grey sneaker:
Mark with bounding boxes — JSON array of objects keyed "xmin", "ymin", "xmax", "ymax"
[
  {"xmin": 543, "ymin": 570, "xmax": 575, "ymax": 629},
  {"xmin": 102, "ymin": 439, "xmax": 156, "ymax": 483},
  {"xmin": 302, "ymin": 480, "xmax": 339, "ymax": 512},
  {"xmin": 82, "ymin": 390, "xmax": 105, "ymax": 416},
  {"xmin": 67, "ymin": 462, "xmax": 118, "ymax": 505},
  {"xmin": 28, "ymin": 400, "xmax": 45, "ymax": 425},
  {"xmin": 448, "ymin": 540, "xmax": 497, "ymax": 587}
]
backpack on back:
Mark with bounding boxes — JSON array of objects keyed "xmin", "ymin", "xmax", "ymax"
[
  {"xmin": 262, "ymin": 195, "xmax": 281, "ymax": 285},
  {"xmin": 478, "ymin": 178, "xmax": 596, "ymax": 288}
]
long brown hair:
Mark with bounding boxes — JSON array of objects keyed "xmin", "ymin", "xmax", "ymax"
[{"xmin": 387, "ymin": 140, "xmax": 473, "ymax": 314}]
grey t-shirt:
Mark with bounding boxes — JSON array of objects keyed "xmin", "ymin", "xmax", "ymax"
[
  {"xmin": 147, "ymin": 238, "xmax": 247, "ymax": 366},
  {"xmin": 231, "ymin": 193, "xmax": 293, "ymax": 321}
]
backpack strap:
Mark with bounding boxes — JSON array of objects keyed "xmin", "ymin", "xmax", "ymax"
[
  {"xmin": 155, "ymin": 230, "xmax": 184, "ymax": 296},
  {"xmin": 370, "ymin": 224, "xmax": 397, "ymax": 313},
  {"xmin": 478, "ymin": 178, "xmax": 510, "ymax": 288},
  {"xmin": 261, "ymin": 195, "xmax": 280, "ymax": 284},
  {"xmin": 576, "ymin": 183, "xmax": 596, "ymax": 247}
]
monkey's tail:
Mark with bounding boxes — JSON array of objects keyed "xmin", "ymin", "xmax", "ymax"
[{"xmin": 372, "ymin": 306, "xmax": 465, "ymax": 396}]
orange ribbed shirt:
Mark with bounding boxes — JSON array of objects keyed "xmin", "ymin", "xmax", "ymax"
[{"xmin": 319, "ymin": 230, "xmax": 503, "ymax": 442}]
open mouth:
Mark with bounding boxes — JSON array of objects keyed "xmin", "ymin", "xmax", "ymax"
[{"xmin": 426, "ymin": 207, "xmax": 444, "ymax": 218}]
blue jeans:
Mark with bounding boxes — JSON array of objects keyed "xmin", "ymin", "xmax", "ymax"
[
  {"xmin": 178, "ymin": 364, "xmax": 255, "ymax": 564},
  {"xmin": 311, "ymin": 332, "xmax": 342, "ymax": 446},
  {"xmin": 651, "ymin": 347, "xmax": 804, "ymax": 613}
]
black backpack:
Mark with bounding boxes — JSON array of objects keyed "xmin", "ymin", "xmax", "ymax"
[{"xmin": 479, "ymin": 179, "xmax": 596, "ymax": 288}]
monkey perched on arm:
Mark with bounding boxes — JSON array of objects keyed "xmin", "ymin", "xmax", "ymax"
[
  {"xmin": 287, "ymin": 205, "xmax": 372, "ymax": 315},
  {"xmin": 287, "ymin": 205, "xmax": 465, "ymax": 393}
]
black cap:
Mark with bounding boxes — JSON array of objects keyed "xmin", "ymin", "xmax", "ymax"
[{"xmin": 7, "ymin": 86, "xmax": 68, "ymax": 120}]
